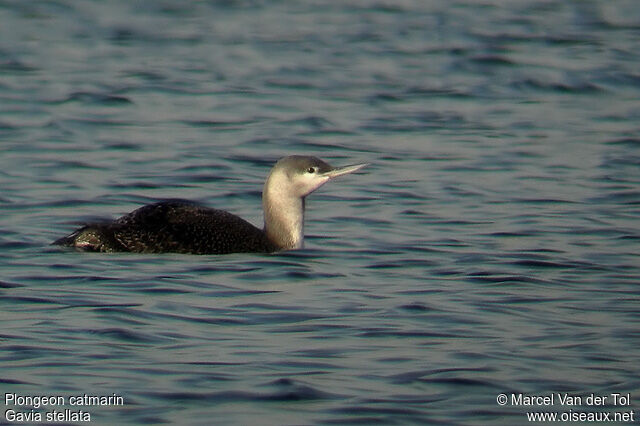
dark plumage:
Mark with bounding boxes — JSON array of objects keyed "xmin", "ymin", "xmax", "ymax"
[{"xmin": 54, "ymin": 200, "xmax": 276, "ymax": 254}]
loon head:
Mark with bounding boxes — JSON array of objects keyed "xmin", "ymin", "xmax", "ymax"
[
  {"xmin": 262, "ymin": 155, "xmax": 368, "ymax": 250},
  {"xmin": 267, "ymin": 155, "xmax": 368, "ymax": 198}
]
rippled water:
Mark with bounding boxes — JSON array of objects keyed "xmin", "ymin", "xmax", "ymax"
[{"xmin": 1, "ymin": 1, "xmax": 639, "ymax": 424}]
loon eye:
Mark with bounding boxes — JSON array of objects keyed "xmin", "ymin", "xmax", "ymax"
[{"xmin": 307, "ymin": 167, "xmax": 317, "ymax": 174}]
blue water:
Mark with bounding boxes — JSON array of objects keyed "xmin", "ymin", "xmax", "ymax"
[{"xmin": 2, "ymin": 1, "xmax": 639, "ymax": 424}]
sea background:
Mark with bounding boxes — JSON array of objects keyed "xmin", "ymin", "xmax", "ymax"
[{"xmin": 1, "ymin": 0, "xmax": 639, "ymax": 424}]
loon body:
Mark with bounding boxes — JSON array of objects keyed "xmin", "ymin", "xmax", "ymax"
[{"xmin": 53, "ymin": 155, "xmax": 367, "ymax": 254}]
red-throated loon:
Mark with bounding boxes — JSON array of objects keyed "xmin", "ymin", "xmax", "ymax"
[{"xmin": 53, "ymin": 155, "xmax": 368, "ymax": 254}]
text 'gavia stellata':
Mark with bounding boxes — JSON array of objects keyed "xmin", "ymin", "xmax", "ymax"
[{"xmin": 53, "ymin": 155, "xmax": 368, "ymax": 254}]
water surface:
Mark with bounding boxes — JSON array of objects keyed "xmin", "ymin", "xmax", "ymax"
[{"xmin": 1, "ymin": 1, "xmax": 639, "ymax": 424}]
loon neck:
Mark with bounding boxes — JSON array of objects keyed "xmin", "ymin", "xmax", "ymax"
[{"xmin": 262, "ymin": 176, "xmax": 305, "ymax": 250}]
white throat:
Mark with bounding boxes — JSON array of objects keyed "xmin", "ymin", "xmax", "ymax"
[{"xmin": 262, "ymin": 170, "xmax": 305, "ymax": 250}]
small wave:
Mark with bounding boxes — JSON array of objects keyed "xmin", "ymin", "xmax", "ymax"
[
  {"xmin": 82, "ymin": 327, "xmax": 163, "ymax": 344},
  {"xmin": 0, "ymin": 58, "xmax": 37, "ymax": 72},
  {"xmin": 61, "ymin": 91, "xmax": 133, "ymax": 105},
  {"xmin": 605, "ymin": 137, "xmax": 640, "ymax": 147},
  {"xmin": 142, "ymin": 380, "xmax": 336, "ymax": 404},
  {"xmin": 0, "ymin": 280, "xmax": 24, "ymax": 288},
  {"xmin": 511, "ymin": 77, "xmax": 603, "ymax": 94},
  {"xmin": 469, "ymin": 55, "xmax": 516, "ymax": 66},
  {"xmin": 397, "ymin": 303, "xmax": 432, "ymax": 312}
]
